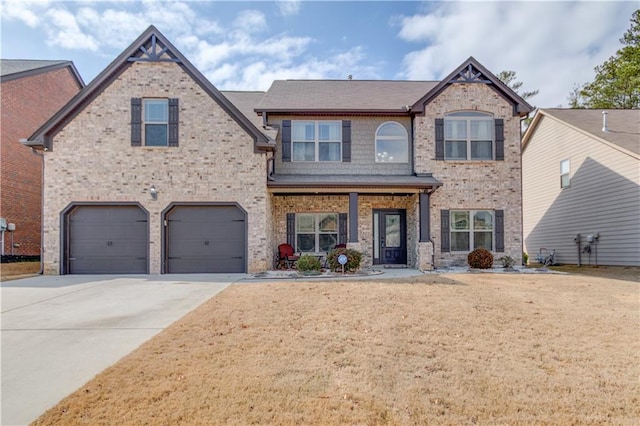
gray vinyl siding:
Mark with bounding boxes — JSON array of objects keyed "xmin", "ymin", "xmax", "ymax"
[
  {"xmin": 523, "ymin": 116, "xmax": 640, "ymax": 266},
  {"xmin": 271, "ymin": 115, "xmax": 412, "ymax": 175}
]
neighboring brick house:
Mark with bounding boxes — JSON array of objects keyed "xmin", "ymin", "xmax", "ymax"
[
  {"xmin": 1, "ymin": 60, "xmax": 84, "ymax": 257},
  {"xmin": 24, "ymin": 26, "xmax": 531, "ymax": 275},
  {"xmin": 522, "ymin": 109, "xmax": 640, "ymax": 266}
]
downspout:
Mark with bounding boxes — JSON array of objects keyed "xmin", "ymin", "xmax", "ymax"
[{"xmin": 32, "ymin": 147, "xmax": 45, "ymax": 275}]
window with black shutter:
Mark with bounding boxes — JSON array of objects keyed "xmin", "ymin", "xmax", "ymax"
[{"xmin": 131, "ymin": 98, "xmax": 179, "ymax": 147}]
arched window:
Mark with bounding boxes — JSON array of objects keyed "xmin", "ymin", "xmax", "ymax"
[{"xmin": 375, "ymin": 122, "xmax": 408, "ymax": 163}]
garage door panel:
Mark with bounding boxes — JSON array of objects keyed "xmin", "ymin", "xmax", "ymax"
[
  {"xmin": 166, "ymin": 205, "xmax": 246, "ymax": 273},
  {"xmin": 68, "ymin": 205, "xmax": 148, "ymax": 274}
]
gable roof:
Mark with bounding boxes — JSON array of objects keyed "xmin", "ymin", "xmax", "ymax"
[
  {"xmin": 0, "ymin": 59, "xmax": 84, "ymax": 87},
  {"xmin": 522, "ymin": 108, "xmax": 640, "ymax": 156},
  {"xmin": 255, "ymin": 80, "xmax": 438, "ymax": 115},
  {"xmin": 23, "ymin": 26, "xmax": 272, "ymax": 151},
  {"xmin": 221, "ymin": 91, "xmax": 277, "ymax": 140},
  {"xmin": 411, "ymin": 57, "xmax": 533, "ymax": 117}
]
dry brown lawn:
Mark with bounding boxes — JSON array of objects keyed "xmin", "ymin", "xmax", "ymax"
[
  {"xmin": 0, "ymin": 262, "xmax": 40, "ymax": 281},
  {"xmin": 35, "ymin": 271, "xmax": 639, "ymax": 425}
]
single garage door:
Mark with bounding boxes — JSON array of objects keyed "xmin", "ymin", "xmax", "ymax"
[
  {"xmin": 165, "ymin": 205, "xmax": 246, "ymax": 273},
  {"xmin": 68, "ymin": 205, "xmax": 148, "ymax": 274}
]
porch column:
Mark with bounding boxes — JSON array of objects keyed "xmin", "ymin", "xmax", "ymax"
[
  {"xmin": 349, "ymin": 192, "xmax": 358, "ymax": 242},
  {"xmin": 419, "ymin": 192, "xmax": 430, "ymax": 242}
]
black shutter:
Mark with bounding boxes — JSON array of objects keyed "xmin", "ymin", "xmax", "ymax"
[
  {"xmin": 131, "ymin": 98, "xmax": 142, "ymax": 146},
  {"xmin": 339, "ymin": 213, "xmax": 348, "ymax": 245},
  {"xmin": 435, "ymin": 118, "xmax": 444, "ymax": 160},
  {"xmin": 286, "ymin": 213, "xmax": 295, "ymax": 246},
  {"xmin": 495, "ymin": 210, "xmax": 504, "ymax": 252},
  {"xmin": 168, "ymin": 98, "xmax": 179, "ymax": 147},
  {"xmin": 282, "ymin": 120, "xmax": 291, "ymax": 162},
  {"xmin": 495, "ymin": 119, "xmax": 504, "ymax": 161},
  {"xmin": 342, "ymin": 120, "xmax": 351, "ymax": 162},
  {"xmin": 440, "ymin": 210, "xmax": 450, "ymax": 252}
]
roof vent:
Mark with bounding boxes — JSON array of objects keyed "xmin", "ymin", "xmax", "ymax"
[{"xmin": 602, "ymin": 111, "xmax": 609, "ymax": 132}]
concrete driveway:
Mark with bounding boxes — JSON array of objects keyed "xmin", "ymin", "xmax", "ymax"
[{"xmin": 1, "ymin": 274, "xmax": 245, "ymax": 426}]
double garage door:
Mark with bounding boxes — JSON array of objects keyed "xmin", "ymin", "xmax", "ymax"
[{"xmin": 66, "ymin": 204, "xmax": 246, "ymax": 274}]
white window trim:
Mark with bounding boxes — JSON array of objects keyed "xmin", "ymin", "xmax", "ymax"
[
  {"xmin": 143, "ymin": 98, "xmax": 169, "ymax": 147},
  {"xmin": 560, "ymin": 159, "xmax": 570, "ymax": 188},
  {"xmin": 295, "ymin": 213, "xmax": 339, "ymax": 253},
  {"xmin": 375, "ymin": 121, "xmax": 409, "ymax": 163},
  {"xmin": 292, "ymin": 120, "xmax": 342, "ymax": 162},
  {"xmin": 444, "ymin": 112, "xmax": 494, "ymax": 161},
  {"xmin": 450, "ymin": 210, "xmax": 494, "ymax": 252}
]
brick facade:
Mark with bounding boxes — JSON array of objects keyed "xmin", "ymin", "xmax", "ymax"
[
  {"xmin": 1, "ymin": 67, "xmax": 81, "ymax": 256},
  {"xmin": 414, "ymin": 83, "xmax": 523, "ymax": 267},
  {"xmin": 41, "ymin": 61, "xmax": 270, "ymax": 274}
]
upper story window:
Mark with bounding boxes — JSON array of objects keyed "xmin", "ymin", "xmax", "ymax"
[
  {"xmin": 144, "ymin": 99, "xmax": 168, "ymax": 146},
  {"xmin": 131, "ymin": 97, "xmax": 179, "ymax": 147},
  {"xmin": 292, "ymin": 121, "xmax": 341, "ymax": 162},
  {"xmin": 560, "ymin": 159, "xmax": 570, "ymax": 188},
  {"xmin": 444, "ymin": 111, "xmax": 494, "ymax": 160},
  {"xmin": 375, "ymin": 122, "xmax": 408, "ymax": 163}
]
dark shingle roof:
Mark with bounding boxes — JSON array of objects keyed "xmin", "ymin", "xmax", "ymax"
[
  {"xmin": 1, "ymin": 59, "xmax": 68, "ymax": 78},
  {"xmin": 541, "ymin": 108, "xmax": 640, "ymax": 155},
  {"xmin": 255, "ymin": 80, "xmax": 438, "ymax": 113}
]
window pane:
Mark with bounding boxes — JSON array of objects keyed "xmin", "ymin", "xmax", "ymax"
[
  {"xmin": 385, "ymin": 214, "xmax": 401, "ymax": 248},
  {"xmin": 376, "ymin": 139, "xmax": 408, "ymax": 163},
  {"xmin": 445, "ymin": 141, "xmax": 467, "ymax": 159},
  {"xmin": 296, "ymin": 214, "xmax": 316, "ymax": 232},
  {"xmin": 293, "ymin": 122, "xmax": 314, "ymax": 141},
  {"xmin": 297, "ymin": 234, "xmax": 315, "ymax": 252},
  {"xmin": 560, "ymin": 159, "xmax": 570, "ymax": 174},
  {"xmin": 378, "ymin": 122, "xmax": 406, "ymax": 137},
  {"xmin": 561, "ymin": 174, "xmax": 570, "ymax": 188},
  {"xmin": 319, "ymin": 142, "xmax": 340, "ymax": 161},
  {"xmin": 451, "ymin": 232, "xmax": 470, "ymax": 251},
  {"xmin": 471, "ymin": 140, "xmax": 493, "ymax": 160},
  {"xmin": 318, "ymin": 214, "xmax": 337, "ymax": 232},
  {"xmin": 293, "ymin": 142, "xmax": 315, "ymax": 161},
  {"xmin": 470, "ymin": 120, "xmax": 492, "ymax": 140},
  {"xmin": 473, "ymin": 211, "xmax": 493, "ymax": 230},
  {"xmin": 474, "ymin": 232, "xmax": 493, "ymax": 250},
  {"xmin": 445, "ymin": 120, "xmax": 466, "ymax": 139},
  {"xmin": 144, "ymin": 100, "xmax": 168, "ymax": 122},
  {"xmin": 318, "ymin": 122, "xmax": 340, "ymax": 141},
  {"xmin": 145, "ymin": 124, "xmax": 167, "ymax": 146},
  {"xmin": 319, "ymin": 234, "xmax": 337, "ymax": 252},
  {"xmin": 451, "ymin": 211, "xmax": 469, "ymax": 230}
]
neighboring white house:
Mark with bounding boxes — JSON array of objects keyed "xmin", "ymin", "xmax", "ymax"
[{"xmin": 522, "ymin": 108, "xmax": 640, "ymax": 267}]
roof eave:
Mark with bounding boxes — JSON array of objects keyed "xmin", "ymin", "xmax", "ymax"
[{"xmin": 254, "ymin": 108, "xmax": 411, "ymax": 116}]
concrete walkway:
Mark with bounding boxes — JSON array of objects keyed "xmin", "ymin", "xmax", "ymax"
[{"xmin": 1, "ymin": 274, "xmax": 243, "ymax": 426}]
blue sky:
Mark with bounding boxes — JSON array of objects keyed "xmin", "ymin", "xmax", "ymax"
[{"xmin": 1, "ymin": 1, "xmax": 637, "ymax": 108}]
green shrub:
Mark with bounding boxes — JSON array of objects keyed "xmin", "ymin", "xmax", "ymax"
[
  {"xmin": 467, "ymin": 248, "xmax": 493, "ymax": 269},
  {"xmin": 296, "ymin": 255, "xmax": 322, "ymax": 272},
  {"xmin": 326, "ymin": 247, "xmax": 362, "ymax": 272},
  {"xmin": 522, "ymin": 251, "xmax": 529, "ymax": 265},
  {"xmin": 498, "ymin": 255, "xmax": 515, "ymax": 268}
]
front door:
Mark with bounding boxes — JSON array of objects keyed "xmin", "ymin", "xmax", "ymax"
[{"xmin": 373, "ymin": 209, "xmax": 407, "ymax": 265}]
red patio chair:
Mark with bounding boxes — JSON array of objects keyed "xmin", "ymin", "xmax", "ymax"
[{"xmin": 277, "ymin": 243, "xmax": 300, "ymax": 269}]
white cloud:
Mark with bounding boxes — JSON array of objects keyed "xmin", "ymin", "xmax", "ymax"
[
  {"xmin": 277, "ymin": 0, "xmax": 301, "ymax": 17},
  {"xmin": 1, "ymin": 0, "xmax": 51, "ymax": 27},
  {"xmin": 44, "ymin": 7, "xmax": 99, "ymax": 50},
  {"xmin": 396, "ymin": 2, "xmax": 636, "ymax": 107},
  {"xmin": 233, "ymin": 10, "xmax": 267, "ymax": 33}
]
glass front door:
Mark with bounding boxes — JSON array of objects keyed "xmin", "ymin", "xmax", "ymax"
[{"xmin": 373, "ymin": 209, "xmax": 407, "ymax": 265}]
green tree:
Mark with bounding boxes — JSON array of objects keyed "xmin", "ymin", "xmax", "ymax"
[
  {"xmin": 572, "ymin": 9, "xmax": 640, "ymax": 109},
  {"xmin": 496, "ymin": 70, "xmax": 539, "ymax": 101}
]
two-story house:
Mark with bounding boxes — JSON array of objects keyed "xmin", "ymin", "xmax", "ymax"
[
  {"xmin": 23, "ymin": 26, "xmax": 531, "ymax": 275},
  {"xmin": 1, "ymin": 60, "xmax": 84, "ymax": 258}
]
